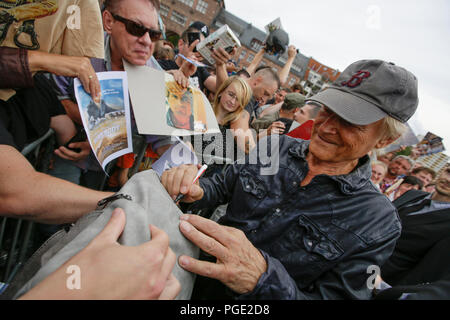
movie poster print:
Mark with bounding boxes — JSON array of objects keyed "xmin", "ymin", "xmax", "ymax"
[
  {"xmin": 74, "ymin": 72, "xmax": 132, "ymax": 171},
  {"xmin": 165, "ymin": 76, "xmax": 208, "ymax": 133},
  {"xmin": 124, "ymin": 61, "xmax": 220, "ymax": 137}
]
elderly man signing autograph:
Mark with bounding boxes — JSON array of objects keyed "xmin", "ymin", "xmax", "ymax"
[{"xmin": 162, "ymin": 59, "xmax": 419, "ymax": 300}]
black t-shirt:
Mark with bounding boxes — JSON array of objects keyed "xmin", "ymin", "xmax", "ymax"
[
  {"xmin": 157, "ymin": 59, "xmax": 211, "ymax": 92},
  {"xmin": 0, "ymin": 116, "xmax": 15, "ymax": 148},
  {"xmin": 0, "ymin": 73, "xmax": 66, "ymax": 151},
  {"xmin": 244, "ymin": 97, "xmax": 259, "ymax": 125}
]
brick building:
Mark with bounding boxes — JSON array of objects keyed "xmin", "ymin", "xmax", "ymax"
[
  {"xmin": 210, "ymin": 8, "xmax": 310, "ymax": 89},
  {"xmin": 159, "ymin": 0, "xmax": 224, "ymax": 41},
  {"xmin": 158, "ymin": 1, "xmax": 339, "ymax": 95},
  {"xmin": 301, "ymin": 58, "xmax": 341, "ymax": 96}
]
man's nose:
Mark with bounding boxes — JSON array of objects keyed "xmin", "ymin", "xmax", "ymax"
[{"xmin": 138, "ymin": 31, "xmax": 152, "ymax": 46}]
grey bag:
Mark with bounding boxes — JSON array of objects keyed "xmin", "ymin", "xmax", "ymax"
[{"xmin": 3, "ymin": 170, "xmax": 199, "ymax": 300}]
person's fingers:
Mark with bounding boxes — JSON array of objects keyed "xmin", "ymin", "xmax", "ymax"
[
  {"xmin": 180, "ymin": 214, "xmax": 234, "ymax": 247},
  {"xmin": 179, "ymin": 74, "xmax": 188, "ymax": 88},
  {"xmin": 68, "ymin": 141, "xmax": 90, "ymax": 150},
  {"xmin": 230, "ymin": 47, "xmax": 237, "ymax": 57},
  {"xmin": 212, "ymin": 49, "xmax": 226, "ymax": 61},
  {"xmin": 77, "ymin": 58, "xmax": 101, "ymax": 101},
  {"xmin": 144, "ymin": 224, "xmax": 170, "ymax": 252},
  {"xmin": 216, "ymin": 47, "xmax": 230, "ymax": 58},
  {"xmin": 178, "ymin": 254, "xmax": 224, "ymax": 281},
  {"xmin": 90, "ymin": 74, "xmax": 101, "ymax": 103},
  {"xmin": 162, "ymin": 168, "xmax": 177, "ymax": 198},
  {"xmin": 186, "ymin": 184, "xmax": 204, "ymax": 202},
  {"xmin": 54, "ymin": 146, "xmax": 79, "ymax": 160},
  {"xmin": 273, "ymin": 121, "xmax": 285, "ymax": 128},
  {"xmin": 188, "ymin": 39, "xmax": 200, "ymax": 53},
  {"xmin": 212, "ymin": 49, "xmax": 229, "ymax": 64},
  {"xmin": 158, "ymin": 273, "xmax": 181, "ymax": 300},
  {"xmin": 174, "ymin": 74, "xmax": 183, "ymax": 88},
  {"xmin": 95, "ymin": 208, "xmax": 126, "ymax": 244},
  {"xmin": 161, "ymin": 169, "xmax": 173, "ymax": 197},
  {"xmin": 179, "ymin": 220, "xmax": 228, "ymax": 259},
  {"xmin": 78, "ymin": 73, "xmax": 91, "ymax": 95},
  {"xmin": 179, "ymin": 165, "xmax": 200, "ymax": 195},
  {"xmin": 171, "ymin": 167, "xmax": 187, "ymax": 197},
  {"xmin": 54, "ymin": 147, "xmax": 72, "ymax": 160},
  {"xmin": 157, "ymin": 248, "xmax": 177, "ymax": 290},
  {"xmin": 175, "ymin": 73, "xmax": 186, "ymax": 88},
  {"xmin": 55, "ymin": 145, "xmax": 88, "ymax": 161}
]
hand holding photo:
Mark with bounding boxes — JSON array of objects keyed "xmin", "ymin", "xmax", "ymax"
[{"xmin": 73, "ymin": 72, "xmax": 133, "ymax": 171}]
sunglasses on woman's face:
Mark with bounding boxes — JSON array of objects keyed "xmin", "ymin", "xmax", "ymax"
[{"xmin": 111, "ymin": 13, "xmax": 162, "ymax": 41}]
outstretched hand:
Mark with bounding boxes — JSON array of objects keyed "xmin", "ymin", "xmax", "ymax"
[
  {"xmin": 20, "ymin": 208, "xmax": 180, "ymax": 300},
  {"xmin": 28, "ymin": 51, "xmax": 101, "ymax": 103}
]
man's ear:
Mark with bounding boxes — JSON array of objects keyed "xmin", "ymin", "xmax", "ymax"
[
  {"xmin": 252, "ymin": 76, "xmax": 263, "ymax": 87},
  {"xmin": 103, "ymin": 10, "xmax": 114, "ymax": 34},
  {"xmin": 375, "ymin": 135, "xmax": 400, "ymax": 149}
]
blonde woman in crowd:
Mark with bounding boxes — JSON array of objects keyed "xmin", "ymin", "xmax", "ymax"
[{"xmin": 194, "ymin": 76, "xmax": 252, "ymax": 176}]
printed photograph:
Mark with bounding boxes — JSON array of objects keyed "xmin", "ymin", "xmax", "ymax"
[
  {"xmin": 165, "ymin": 80, "xmax": 207, "ymax": 132},
  {"xmin": 77, "ymin": 78, "xmax": 130, "ymax": 167}
]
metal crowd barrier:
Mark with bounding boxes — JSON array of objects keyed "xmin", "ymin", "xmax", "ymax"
[{"xmin": 0, "ymin": 129, "xmax": 55, "ymax": 285}]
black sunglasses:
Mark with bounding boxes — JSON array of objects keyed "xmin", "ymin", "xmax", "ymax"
[{"xmin": 111, "ymin": 13, "xmax": 161, "ymax": 41}]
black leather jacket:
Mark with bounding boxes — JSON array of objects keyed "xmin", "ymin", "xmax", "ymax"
[{"xmin": 195, "ymin": 136, "xmax": 401, "ymax": 299}]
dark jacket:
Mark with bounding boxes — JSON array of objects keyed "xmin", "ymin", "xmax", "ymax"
[
  {"xmin": 375, "ymin": 237, "xmax": 450, "ymax": 300},
  {"xmin": 193, "ymin": 136, "xmax": 401, "ymax": 299},
  {"xmin": 381, "ymin": 190, "xmax": 450, "ymax": 286}
]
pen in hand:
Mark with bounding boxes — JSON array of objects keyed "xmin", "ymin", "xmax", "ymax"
[{"xmin": 174, "ymin": 164, "xmax": 208, "ymax": 203}]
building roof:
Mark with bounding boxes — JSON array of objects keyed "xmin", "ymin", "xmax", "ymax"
[{"xmin": 211, "ymin": 9, "xmax": 310, "ymax": 79}]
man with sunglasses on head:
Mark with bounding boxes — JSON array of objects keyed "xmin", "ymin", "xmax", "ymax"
[{"xmin": 51, "ymin": 0, "xmax": 192, "ymax": 190}]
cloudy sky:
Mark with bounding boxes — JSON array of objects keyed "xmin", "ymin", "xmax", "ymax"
[{"xmin": 225, "ymin": 0, "xmax": 450, "ymax": 151}]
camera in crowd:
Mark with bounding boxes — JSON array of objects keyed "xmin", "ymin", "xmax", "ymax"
[{"xmin": 264, "ymin": 29, "xmax": 290, "ymax": 56}]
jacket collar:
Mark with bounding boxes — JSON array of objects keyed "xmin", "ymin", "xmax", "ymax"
[{"xmin": 288, "ymin": 140, "xmax": 372, "ymax": 195}]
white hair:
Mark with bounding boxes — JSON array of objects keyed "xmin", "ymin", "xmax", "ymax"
[{"xmin": 380, "ymin": 116, "xmax": 407, "ymax": 141}]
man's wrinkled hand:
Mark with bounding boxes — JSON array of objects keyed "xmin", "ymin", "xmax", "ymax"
[
  {"xmin": 161, "ymin": 164, "xmax": 204, "ymax": 203},
  {"xmin": 178, "ymin": 214, "xmax": 267, "ymax": 295}
]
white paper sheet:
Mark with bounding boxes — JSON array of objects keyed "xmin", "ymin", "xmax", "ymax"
[{"xmin": 124, "ymin": 60, "xmax": 220, "ymax": 136}]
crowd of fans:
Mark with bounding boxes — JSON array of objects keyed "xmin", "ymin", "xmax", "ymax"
[{"xmin": 0, "ymin": 0, "xmax": 448, "ymax": 300}]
